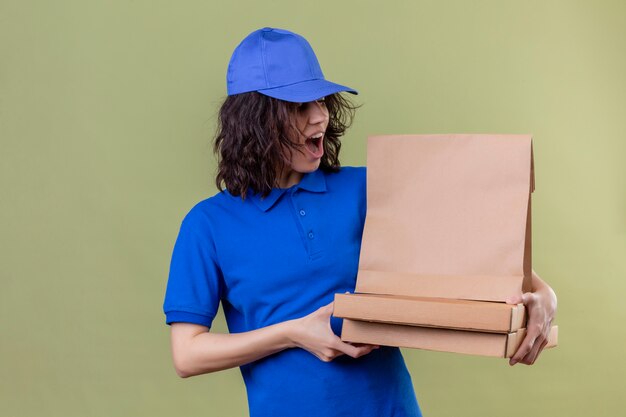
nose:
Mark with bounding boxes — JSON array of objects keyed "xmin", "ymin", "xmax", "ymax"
[{"xmin": 306, "ymin": 100, "xmax": 328, "ymax": 125}]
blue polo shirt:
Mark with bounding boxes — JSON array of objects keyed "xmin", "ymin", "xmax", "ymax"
[{"xmin": 163, "ymin": 166, "xmax": 421, "ymax": 417}]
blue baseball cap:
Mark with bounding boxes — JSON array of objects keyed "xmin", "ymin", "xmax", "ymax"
[{"xmin": 226, "ymin": 27, "xmax": 358, "ymax": 103}]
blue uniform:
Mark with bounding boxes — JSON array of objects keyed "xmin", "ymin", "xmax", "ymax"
[{"xmin": 163, "ymin": 166, "xmax": 422, "ymax": 417}]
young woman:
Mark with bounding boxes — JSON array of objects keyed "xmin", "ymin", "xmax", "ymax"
[{"xmin": 163, "ymin": 27, "xmax": 557, "ymax": 417}]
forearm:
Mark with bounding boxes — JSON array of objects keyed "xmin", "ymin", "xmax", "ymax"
[{"xmin": 177, "ymin": 320, "xmax": 296, "ymax": 377}]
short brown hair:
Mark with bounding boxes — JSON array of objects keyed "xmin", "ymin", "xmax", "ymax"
[{"xmin": 213, "ymin": 91, "xmax": 361, "ymax": 200}]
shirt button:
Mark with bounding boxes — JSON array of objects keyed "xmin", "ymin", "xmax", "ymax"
[
  {"xmin": 308, "ymin": 231, "xmax": 314, "ymax": 239},
  {"xmin": 299, "ymin": 209, "xmax": 306, "ymax": 216}
]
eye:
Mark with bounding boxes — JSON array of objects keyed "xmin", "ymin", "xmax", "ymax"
[{"xmin": 295, "ymin": 98, "xmax": 326, "ymax": 111}]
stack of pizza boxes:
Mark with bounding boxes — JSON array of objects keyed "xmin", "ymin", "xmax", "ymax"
[{"xmin": 333, "ymin": 134, "xmax": 558, "ymax": 358}]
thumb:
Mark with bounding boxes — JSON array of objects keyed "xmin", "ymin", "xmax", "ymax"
[
  {"xmin": 506, "ymin": 292, "xmax": 535, "ymax": 306},
  {"xmin": 319, "ymin": 300, "xmax": 334, "ymax": 316},
  {"xmin": 505, "ymin": 294, "xmax": 523, "ymax": 304}
]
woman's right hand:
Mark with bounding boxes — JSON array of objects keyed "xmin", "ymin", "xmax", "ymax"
[{"xmin": 287, "ymin": 301, "xmax": 379, "ymax": 362}]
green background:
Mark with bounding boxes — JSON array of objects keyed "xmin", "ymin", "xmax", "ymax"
[{"xmin": 1, "ymin": 1, "xmax": 624, "ymax": 416}]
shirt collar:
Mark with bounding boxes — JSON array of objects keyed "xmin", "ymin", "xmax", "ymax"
[{"xmin": 249, "ymin": 168, "xmax": 327, "ymax": 212}]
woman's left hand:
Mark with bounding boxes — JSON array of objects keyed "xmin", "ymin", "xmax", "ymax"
[{"xmin": 505, "ymin": 276, "xmax": 557, "ymax": 366}]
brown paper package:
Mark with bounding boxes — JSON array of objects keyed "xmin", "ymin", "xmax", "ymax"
[
  {"xmin": 336, "ymin": 134, "xmax": 558, "ymax": 356},
  {"xmin": 356, "ymin": 134, "xmax": 535, "ymax": 302}
]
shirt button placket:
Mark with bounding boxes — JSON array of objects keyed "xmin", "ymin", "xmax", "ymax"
[
  {"xmin": 301, "ymin": 209, "xmax": 314, "ymax": 240},
  {"xmin": 292, "ymin": 191, "xmax": 322, "ymax": 259}
]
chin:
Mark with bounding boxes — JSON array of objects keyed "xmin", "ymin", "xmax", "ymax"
[
  {"xmin": 308, "ymin": 160, "xmax": 322, "ymax": 170},
  {"xmin": 295, "ymin": 160, "xmax": 321, "ymax": 172}
]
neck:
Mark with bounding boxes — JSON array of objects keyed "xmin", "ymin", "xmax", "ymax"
[{"xmin": 275, "ymin": 166, "xmax": 304, "ymax": 189}]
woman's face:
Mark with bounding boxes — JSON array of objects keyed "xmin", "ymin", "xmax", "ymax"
[{"xmin": 277, "ymin": 97, "xmax": 329, "ymax": 185}]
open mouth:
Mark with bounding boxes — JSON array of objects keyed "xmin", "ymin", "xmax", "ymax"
[{"xmin": 304, "ymin": 133, "xmax": 324, "ymax": 158}]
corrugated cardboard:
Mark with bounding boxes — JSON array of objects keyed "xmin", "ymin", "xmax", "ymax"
[
  {"xmin": 356, "ymin": 134, "xmax": 534, "ymax": 302},
  {"xmin": 341, "ymin": 319, "xmax": 558, "ymax": 358},
  {"xmin": 333, "ymin": 293, "xmax": 526, "ymax": 333}
]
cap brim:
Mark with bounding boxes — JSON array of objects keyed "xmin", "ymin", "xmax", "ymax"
[{"xmin": 256, "ymin": 79, "xmax": 358, "ymax": 102}]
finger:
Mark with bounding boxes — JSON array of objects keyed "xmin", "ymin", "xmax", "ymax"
[
  {"xmin": 333, "ymin": 341, "xmax": 362, "ymax": 358},
  {"xmin": 505, "ymin": 294, "xmax": 523, "ymax": 305},
  {"xmin": 509, "ymin": 331, "xmax": 538, "ymax": 366},
  {"xmin": 349, "ymin": 345, "xmax": 377, "ymax": 358},
  {"xmin": 354, "ymin": 346, "xmax": 377, "ymax": 357},
  {"xmin": 522, "ymin": 334, "xmax": 549, "ymax": 365},
  {"xmin": 533, "ymin": 337, "xmax": 549, "ymax": 364},
  {"xmin": 506, "ymin": 292, "xmax": 534, "ymax": 306},
  {"xmin": 348, "ymin": 343, "xmax": 378, "ymax": 353},
  {"xmin": 332, "ymin": 338, "xmax": 374, "ymax": 358},
  {"xmin": 513, "ymin": 319, "xmax": 544, "ymax": 364},
  {"xmin": 350, "ymin": 342, "xmax": 380, "ymax": 349},
  {"xmin": 318, "ymin": 301, "xmax": 334, "ymax": 316},
  {"xmin": 318, "ymin": 348, "xmax": 344, "ymax": 362}
]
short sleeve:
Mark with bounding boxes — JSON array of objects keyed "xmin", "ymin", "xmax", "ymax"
[{"xmin": 162, "ymin": 206, "xmax": 224, "ymax": 328}]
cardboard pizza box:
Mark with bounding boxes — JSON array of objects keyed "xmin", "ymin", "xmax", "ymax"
[
  {"xmin": 333, "ymin": 293, "xmax": 526, "ymax": 333},
  {"xmin": 341, "ymin": 319, "xmax": 558, "ymax": 358}
]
